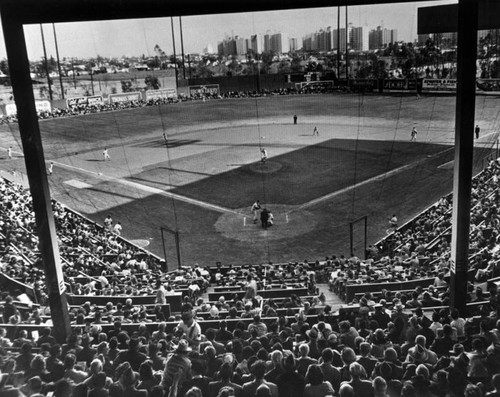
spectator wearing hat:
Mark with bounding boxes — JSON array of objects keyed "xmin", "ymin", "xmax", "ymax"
[
  {"xmin": 178, "ymin": 309, "xmax": 202, "ymax": 352},
  {"xmin": 109, "ymin": 362, "xmax": 147, "ymax": 397},
  {"xmin": 162, "ymin": 339, "xmax": 192, "ymax": 389},
  {"xmin": 208, "ymin": 362, "xmax": 242, "ymax": 397},
  {"xmin": 77, "ymin": 334, "xmax": 98, "ymax": 367},
  {"xmin": 275, "ymin": 353, "xmax": 305, "ymax": 397},
  {"xmin": 372, "ymin": 301, "xmax": 390, "ymax": 330},
  {"xmin": 341, "ymin": 362, "xmax": 374, "ymax": 397},
  {"xmin": 304, "ymin": 364, "xmax": 334, "ymax": 397},
  {"xmin": 305, "ymin": 328, "xmax": 321, "ymax": 359},
  {"xmin": 113, "ymin": 337, "xmax": 148, "ymax": 372},
  {"xmin": 373, "ymin": 348, "xmax": 403, "ymax": 381},
  {"xmin": 242, "ymin": 360, "xmax": 278, "ymax": 397}
]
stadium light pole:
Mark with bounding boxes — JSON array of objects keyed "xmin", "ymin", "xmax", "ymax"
[
  {"xmin": 40, "ymin": 24, "xmax": 53, "ymax": 101},
  {"xmin": 52, "ymin": 23, "xmax": 64, "ymax": 100},
  {"xmin": 345, "ymin": 5, "xmax": 349, "ymax": 82},
  {"xmin": 170, "ymin": 16, "xmax": 178, "ymax": 90},
  {"xmin": 179, "ymin": 16, "xmax": 186, "ymax": 80},
  {"xmin": 337, "ymin": 6, "xmax": 340, "ymax": 79}
]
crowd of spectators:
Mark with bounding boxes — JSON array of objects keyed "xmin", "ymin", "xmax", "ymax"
[{"xmin": 0, "ymin": 84, "xmax": 341, "ymax": 125}]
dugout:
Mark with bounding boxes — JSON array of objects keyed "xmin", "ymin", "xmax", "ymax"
[{"xmin": 0, "ymin": 0, "xmax": 498, "ymax": 341}]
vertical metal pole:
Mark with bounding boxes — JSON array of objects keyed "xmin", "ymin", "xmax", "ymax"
[
  {"xmin": 345, "ymin": 6, "xmax": 349, "ymax": 82},
  {"xmin": 450, "ymin": 0, "xmax": 478, "ymax": 317},
  {"xmin": 160, "ymin": 228, "xmax": 168, "ymax": 270},
  {"xmin": 90, "ymin": 71, "xmax": 94, "ymax": 95},
  {"xmin": 364, "ymin": 216, "xmax": 368, "ymax": 260},
  {"xmin": 349, "ymin": 222, "xmax": 354, "ymax": 257},
  {"xmin": 52, "ymin": 23, "xmax": 64, "ymax": 100},
  {"xmin": 337, "ymin": 6, "xmax": 340, "ymax": 79},
  {"xmin": 1, "ymin": 13, "xmax": 71, "ymax": 343},
  {"xmin": 497, "ymin": 139, "xmax": 499, "ymax": 159},
  {"xmin": 179, "ymin": 16, "xmax": 186, "ymax": 80},
  {"xmin": 40, "ymin": 24, "xmax": 53, "ymax": 101},
  {"xmin": 171, "ymin": 17, "xmax": 178, "ymax": 90},
  {"xmin": 72, "ymin": 59, "xmax": 76, "ymax": 89},
  {"xmin": 175, "ymin": 231, "xmax": 182, "ymax": 269}
]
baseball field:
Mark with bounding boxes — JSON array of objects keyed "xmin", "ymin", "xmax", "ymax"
[{"xmin": 0, "ymin": 93, "xmax": 499, "ymax": 267}]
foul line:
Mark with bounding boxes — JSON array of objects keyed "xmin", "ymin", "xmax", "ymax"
[
  {"xmin": 52, "ymin": 161, "xmax": 243, "ymax": 217},
  {"xmin": 291, "ymin": 147, "xmax": 454, "ymax": 213}
]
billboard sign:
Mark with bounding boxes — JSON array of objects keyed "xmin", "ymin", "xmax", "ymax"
[
  {"xmin": 108, "ymin": 92, "xmax": 142, "ymax": 103},
  {"xmin": 383, "ymin": 79, "xmax": 407, "ymax": 90},
  {"xmin": 422, "ymin": 78, "xmax": 457, "ymax": 91},
  {"xmin": 66, "ymin": 96, "xmax": 88, "ymax": 107},
  {"xmin": 67, "ymin": 95, "xmax": 104, "ymax": 107},
  {"xmin": 295, "ymin": 81, "xmax": 334, "ymax": 90},
  {"xmin": 349, "ymin": 79, "xmax": 377, "ymax": 92},
  {"xmin": 87, "ymin": 96, "xmax": 104, "ymax": 106},
  {"xmin": 188, "ymin": 84, "xmax": 220, "ymax": 96},
  {"xmin": 5, "ymin": 100, "xmax": 52, "ymax": 116},
  {"xmin": 145, "ymin": 88, "xmax": 178, "ymax": 101}
]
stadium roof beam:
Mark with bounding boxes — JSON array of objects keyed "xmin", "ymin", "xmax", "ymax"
[{"xmin": 1, "ymin": 0, "xmax": 445, "ymax": 24}]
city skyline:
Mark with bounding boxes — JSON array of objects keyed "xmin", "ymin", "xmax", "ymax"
[{"xmin": 0, "ymin": 0, "xmax": 456, "ymax": 61}]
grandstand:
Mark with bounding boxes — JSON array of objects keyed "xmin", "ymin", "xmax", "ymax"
[{"xmin": 1, "ymin": 0, "xmax": 500, "ymax": 396}]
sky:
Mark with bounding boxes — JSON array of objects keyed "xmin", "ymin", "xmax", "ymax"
[{"xmin": 0, "ymin": 0, "xmax": 456, "ymax": 61}]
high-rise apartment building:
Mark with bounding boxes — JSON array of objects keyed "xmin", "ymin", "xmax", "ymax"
[
  {"xmin": 369, "ymin": 26, "xmax": 398, "ymax": 49},
  {"xmin": 350, "ymin": 26, "xmax": 369, "ymax": 51},
  {"xmin": 249, "ymin": 34, "xmax": 262, "ymax": 54},
  {"xmin": 289, "ymin": 38, "xmax": 299, "ymax": 52},
  {"xmin": 235, "ymin": 36, "xmax": 247, "ymax": 55}
]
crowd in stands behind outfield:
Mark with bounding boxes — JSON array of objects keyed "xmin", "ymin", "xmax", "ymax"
[{"xmin": 0, "ymin": 85, "xmax": 337, "ymax": 125}]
